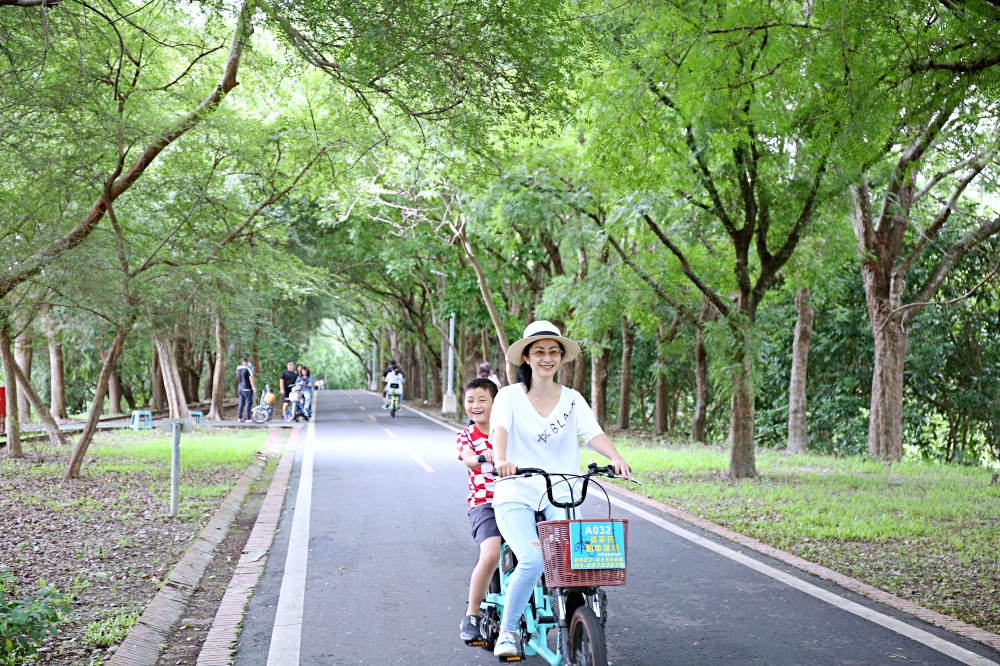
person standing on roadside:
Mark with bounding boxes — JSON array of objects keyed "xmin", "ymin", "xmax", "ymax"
[
  {"xmin": 280, "ymin": 361, "xmax": 298, "ymax": 399},
  {"xmin": 236, "ymin": 355, "xmax": 256, "ymax": 423}
]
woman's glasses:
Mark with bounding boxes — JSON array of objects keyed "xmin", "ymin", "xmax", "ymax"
[{"xmin": 529, "ymin": 348, "xmax": 563, "ymax": 359}]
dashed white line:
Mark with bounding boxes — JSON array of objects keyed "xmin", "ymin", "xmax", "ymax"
[{"xmin": 410, "ymin": 454, "xmax": 435, "ymax": 473}]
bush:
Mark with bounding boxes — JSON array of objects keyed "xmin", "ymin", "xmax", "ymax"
[{"xmin": 0, "ymin": 571, "xmax": 71, "ymax": 665}]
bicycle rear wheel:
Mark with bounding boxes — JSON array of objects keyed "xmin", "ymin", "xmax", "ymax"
[
  {"xmin": 251, "ymin": 406, "xmax": 270, "ymax": 424},
  {"xmin": 568, "ymin": 606, "xmax": 607, "ymax": 666}
]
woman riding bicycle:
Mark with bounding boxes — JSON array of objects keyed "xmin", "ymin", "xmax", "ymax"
[{"xmin": 489, "ymin": 321, "xmax": 632, "ymax": 658}]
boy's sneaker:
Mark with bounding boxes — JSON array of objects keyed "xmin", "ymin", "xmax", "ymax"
[
  {"xmin": 382, "ymin": 404, "xmax": 388, "ymax": 409},
  {"xmin": 459, "ymin": 615, "xmax": 483, "ymax": 641},
  {"xmin": 493, "ymin": 630, "xmax": 518, "ymax": 657}
]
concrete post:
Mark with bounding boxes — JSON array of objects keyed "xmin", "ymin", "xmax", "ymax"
[
  {"xmin": 170, "ymin": 421, "xmax": 180, "ymax": 516},
  {"xmin": 443, "ymin": 313, "xmax": 457, "ymax": 415}
]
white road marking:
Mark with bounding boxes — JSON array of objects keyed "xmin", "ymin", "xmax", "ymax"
[
  {"xmin": 383, "ymin": 427, "xmax": 397, "ymax": 439},
  {"xmin": 359, "ymin": 406, "xmax": 366, "ymax": 411},
  {"xmin": 607, "ymin": 494, "xmax": 998, "ymax": 666},
  {"xmin": 266, "ymin": 419, "xmax": 315, "ymax": 666},
  {"xmin": 368, "ymin": 415, "xmax": 376, "ymax": 421},
  {"xmin": 400, "ymin": 403, "xmax": 461, "ymax": 432},
  {"xmin": 411, "ymin": 454, "xmax": 435, "ymax": 473}
]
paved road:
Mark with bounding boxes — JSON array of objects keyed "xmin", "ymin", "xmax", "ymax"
[{"xmin": 233, "ymin": 390, "xmax": 999, "ymax": 666}]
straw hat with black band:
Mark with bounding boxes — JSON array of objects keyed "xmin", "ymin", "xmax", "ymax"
[{"xmin": 505, "ymin": 320, "xmax": 581, "ymax": 366}]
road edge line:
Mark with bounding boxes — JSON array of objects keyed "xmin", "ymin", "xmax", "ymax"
[
  {"xmin": 607, "ymin": 484, "xmax": 1000, "ymax": 656},
  {"xmin": 265, "ymin": 419, "xmax": 315, "ymax": 666},
  {"xmin": 107, "ymin": 456, "xmax": 266, "ymax": 666},
  {"xmin": 195, "ymin": 426, "xmax": 301, "ymax": 666}
]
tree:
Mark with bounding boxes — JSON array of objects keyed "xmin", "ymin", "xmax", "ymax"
[{"xmin": 786, "ymin": 288, "xmax": 815, "ymax": 454}]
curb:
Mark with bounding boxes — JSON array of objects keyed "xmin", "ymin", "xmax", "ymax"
[
  {"xmin": 107, "ymin": 456, "xmax": 267, "ymax": 666},
  {"xmin": 607, "ymin": 483, "xmax": 1000, "ymax": 653},
  {"xmin": 196, "ymin": 426, "xmax": 302, "ymax": 666}
]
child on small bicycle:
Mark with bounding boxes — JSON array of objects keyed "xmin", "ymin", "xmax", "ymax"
[{"xmin": 456, "ymin": 377, "xmax": 501, "ymax": 643}]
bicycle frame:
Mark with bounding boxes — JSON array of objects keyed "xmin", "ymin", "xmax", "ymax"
[{"xmin": 478, "ymin": 463, "xmax": 630, "ymax": 664}]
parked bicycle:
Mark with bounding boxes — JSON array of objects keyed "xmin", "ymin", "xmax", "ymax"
[
  {"xmin": 468, "ymin": 460, "xmax": 638, "ymax": 665},
  {"xmin": 251, "ymin": 384, "xmax": 276, "ymax": 424}
]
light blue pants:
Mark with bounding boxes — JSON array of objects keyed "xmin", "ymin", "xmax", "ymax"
[{"xmin": 493, "ymin": 501, "xmax": 560, "ymax": 632}]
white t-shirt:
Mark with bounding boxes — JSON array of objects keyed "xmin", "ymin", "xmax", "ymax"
[
  {"xmin": 384, "ymin": 371, "xmax": 404, "ymax": 393},
  {"xmin": 489, "ymin": 384, "xmax": 604, "ymax": 509}
]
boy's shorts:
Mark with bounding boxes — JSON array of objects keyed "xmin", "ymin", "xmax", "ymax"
[{"xmin": 468, "ymin": 504, "xmax": 501, "ymax": 545}]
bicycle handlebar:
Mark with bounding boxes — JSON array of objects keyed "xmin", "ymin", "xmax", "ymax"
[{"xmin": 475, "ymin": 457, "xmax": 639, "ymax": 509}]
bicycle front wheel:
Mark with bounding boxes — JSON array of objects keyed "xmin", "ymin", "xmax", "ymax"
[
  {"xmin": 568, "ymin": 606, "xmax": 608, "ymax": 666},
  {"xmin": 251, "ymin": 406, "xmax": 269, "ymax": 424}
]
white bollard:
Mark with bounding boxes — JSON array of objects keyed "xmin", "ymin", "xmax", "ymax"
[{"xmin": 170, "ymin": 421, "xmax": 180, "ymax": 516}]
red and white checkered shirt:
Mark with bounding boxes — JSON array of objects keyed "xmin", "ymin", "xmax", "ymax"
[{"xmin": 456, "ymin": 424, "xmax": 495, "ymax": 509}]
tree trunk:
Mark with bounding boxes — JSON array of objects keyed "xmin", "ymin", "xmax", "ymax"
[
  {"xmin": 653, "ymin": 373, "xmax": 668, "ymax": 435},
  {"xmin": 416, "ymin": 342, "xmax": 427, "ymax": 400},
  {"xmin": 208, "ymin": 316, "xmax": 227, "ymax": 420},
  {"xmin": 617, "ymin": 318, "xmax": 634, "ymax": 430},
  {"xmin": 455, "ymin": 225, "xmax": 514, "ymax": 383},
  {"xmin": 591, "ymin": 344, "xmax": 610, "ymax": 429},
  {"xmin": 151, "ymin": 348, "xmax": 167, "ymax": 410},
  {"xmin": 204, "ymin": 353, "xmax": 215, "ymax": 405},
  {"xmin": 11, "ymin": 362, "xmax": 67, "ymax": 447},
  {"xmin": 153, "ymin": 335, "xmax": 190, "ymax": 419},
  {"xmin": 390, "ymin": 328, "xmax": 400, "ymax": 366},
  {"xmin": 786, "ymin": 287, "xmax": 815, "ymax": 454},
  {"xmin": 14, "ymin": 326, "xmax": 32, "ymax": 423},
  {"xmin": 727, "ymin": 350, "xmax": 757, "ymax": 478},
  {"xmin": 440, "ymin": 325, "xmax": 449, "ymax": 401},
  {"xmin": 41, "ymin": 313, "xmax": 68, "ymax": 421},
  {"xmin": 573, "ymin": 354, "xmax": 586, "ymax": 396},
  {"xmin": 867, "ymin": 318, "xmax": 908, "ymax": 461},
  {"xmin": 691, "ymin": 327, "xmax": 707, "ymax": 442},
  {"xmin": 65, "ymin": 326, "xmax": 129, "ymax": 479},
  {"xmin": 0, "ymin": 326, "xmax": 23, "ymax": 458},
  {"xmin": 429, "ymin": 341, "xmax": 443, "ymax": 404}
]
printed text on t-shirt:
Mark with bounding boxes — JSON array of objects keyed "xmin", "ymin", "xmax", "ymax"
[{"xmin": 537, "ymin": 399, "xmax": 576, "ymax": 443}]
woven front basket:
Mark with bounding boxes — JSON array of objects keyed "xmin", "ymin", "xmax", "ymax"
[{"xmin": 536, "ymin": 519, "xmax": 628, "ymax": 588}]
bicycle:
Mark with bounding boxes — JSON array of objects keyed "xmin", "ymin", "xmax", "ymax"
[
  {"xmin": 468, "ymin": 460, "xmax": 639, "ymax": 665},
  {"xmin": 250, "ymin": 384, "xmax": 276, "ymax": 424},
  {"xmin": 387, "ymin": 390, "xmax": 401, "ymax": 417}
]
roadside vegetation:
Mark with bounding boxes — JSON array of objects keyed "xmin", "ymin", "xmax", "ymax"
[
  {"xmin": 609, "ymin": 440, "xmax": 1000, "ymax": 634},
  {"xmin": 0, "ymin": 429, "xmax": 268, "ymax": 665}
]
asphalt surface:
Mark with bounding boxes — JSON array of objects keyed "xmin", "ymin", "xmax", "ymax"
[{"xmin": 233, "ymin": 390, "xmax": 999, "ymax": 666}]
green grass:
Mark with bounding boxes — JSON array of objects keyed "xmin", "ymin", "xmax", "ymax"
[
  {"xmin": 83, "ymin": 609, "xmax": 140, "ymax": 646},
  {"xmin": 90, "ymin": 430, "xmax": 267, "ymax": 473},
  {"xmin": 605, "ymin": 440, "xmax": 1000, "ymax": 633}
]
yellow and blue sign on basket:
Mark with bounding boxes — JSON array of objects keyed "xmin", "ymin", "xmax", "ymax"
[{"xmin": 569, "ymin": 521, "xmax": 626, "ymax": 570}]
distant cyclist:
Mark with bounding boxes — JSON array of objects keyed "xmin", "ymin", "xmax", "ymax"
[
  {"xmin": 280, "ymin": 361, "xmax": 298, "ymax": 400},
  {"xmin": 383, "ymin": 361, "xmax": 404, "ymax": 409}
]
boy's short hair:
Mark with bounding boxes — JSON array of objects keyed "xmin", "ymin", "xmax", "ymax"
[{"xmin": 465, "ymin": 377, "xmax": 498, "ymax": 399}]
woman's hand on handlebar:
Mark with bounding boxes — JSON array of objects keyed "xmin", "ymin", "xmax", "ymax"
[
  {"xmin": 609, "ymin": 457, "xmax": 633, "ymax": 481},
  {"xmin": 493, "ymin": 458, "xmax": 518, "ymax": 477}
]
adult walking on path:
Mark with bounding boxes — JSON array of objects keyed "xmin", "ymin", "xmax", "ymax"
[
  {"xmin": 236, "ymin": 355, "xmax": 256, "ymax": 423},
  {"xmin": 489, "ymin": 320, "xmax": 633, "ymax": 657}
]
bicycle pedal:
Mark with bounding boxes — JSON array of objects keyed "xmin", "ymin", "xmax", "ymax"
[
  {"xmin": 465, "ymin": 639, "xmax": 486, "ymax": 647},
  {"xmin": 498, "ymin": 657, "xmax": 523, "ymax": 663}
]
